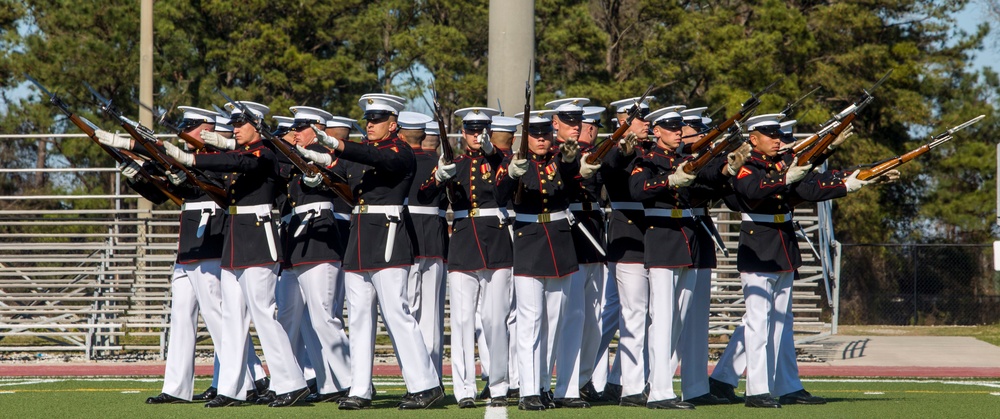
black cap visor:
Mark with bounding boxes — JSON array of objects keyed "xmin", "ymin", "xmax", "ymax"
[
  {"xmin": 363, "ymin": 110, "xmax": 394, "ymax": 121},
  {"xmin": 463, "ymin": 121, "xmax": 490, "ymax": 132},
  {"xmin": 754, "ymin": 125, "xmax": 782, "ymax": 138},
  {"xmin": 528, "ymin": 123, "xmax": 554, "ymax": 135},
  {"xmin": 654, "ymin": 118, "xmax": 686, "ymax": 131},
  {"xmin": 555, "ymin": 111, "xmax": 583, "ymax": 123}
]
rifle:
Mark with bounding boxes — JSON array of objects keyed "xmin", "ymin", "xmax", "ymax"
[
  {"xmin": 133, "ymin": 99, "xmax": 222, "ymax": 152},
  {"xmin": 682, "ymin": 121, "xmax": 748, "ymax": 175},
  {"xmin": 779, "ymin": 86, "xmax": 820, "ymax": 118},
  {"xmin": 856, "ymin": 115, "xmax": 984, "ymax": 180},
  {"xmin": 681, "ymin": 78, "xmax": 781, "ymax": 156},
  {"xmin": 216, "ymin": 90, "xmax": 354, "ymax": 205},
  {"xmin": 513, "ymin": 80, "xmax": 531, "ymax": 205},
  {"xmin": 85, "ymin": 84, "xmax": 229, "ymax": 208},
  {"xmin": 25, "ymin": 75, "xmax": 184, "ymax": 206},
  {"xmin": 794, "ymin": 69, "xmax": 893, "ymax": 166},
  {"xmin": 584, "ymin": 83, "xmax": 655, "ymax": 165},
  {"xmin": 430, "ymin": 90, "xmax": 455, "ymax": 203}
]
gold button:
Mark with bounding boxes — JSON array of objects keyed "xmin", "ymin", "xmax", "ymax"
[
  {"xmin": 540, "ymin": 179, "xmax": 546, "ymax": 184},
  {"xmin": 543, "ymin": 199, "xmax": 548, "ymax": 203},
  {"xmin": 627, "ymin": 219, "xmax": 633, "ymax": 224},
  {"xmin": 543, "ymin": 207, "xmax": 548, "ymax": 212},
  {"xmin": 471, "ymin": 194, "xmax": 477, "ymax": 200},
  {"xmin": 256, "ymin": 222, "xmax": 261, "ymax": 226},
  {"xmin": 541, "ymin": 189, "xmax": 547, "ymax": 194},
  {"xmin": 385, "ymin": 223, "xmax": 390, "ymax": 227},
  {"xmin": 359, "ymin": 199, "xmax": 365, "ymax": 204},
  {"xmin": 291, "ymin": 201, "xmax": 296, "ymax": 206},
  {"xmin": 472, "ymin": 202, "xmax": 479, "ymax": 208},
  {"xmin": 558, "ymin": 181, "xmax": 562, "ymax": 185},
  {"xmin": 231, "ymin": 199, "xmax": 236, "ymax": 204},
  {"xmin": 517, "ymin": 232, "xmax": 523, "ymax": 237},
  {"xmin": 472, "ymin": 167, "xmax": 477, "ymax": 172},
  {"xmin": 471, "ymin": 185, "xmax": 476, "ymax": 191}
]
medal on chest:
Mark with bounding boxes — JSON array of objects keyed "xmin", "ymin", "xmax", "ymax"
[
  {"xmin": 480, "ymin": 163, "xmax": 491, "ymax": 180},
  {"xmin": 545, "ymin": 162, "xmax": 556, "ymax": 180}
]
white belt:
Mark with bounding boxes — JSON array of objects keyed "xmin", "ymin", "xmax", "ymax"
[
  {"xmin": 644, "ymin": 208, "xmax": 695, "ymax": 218},
  {"xmin": 453, "ymin": 208, "xmax": 507, "ymax": 219},
  {"xmin": 610, "ymin": 201, "xmax": 644, "ymax": 211},
  {"xmin": 515, "ymin": 210, "xmax": 570, "ymax": 224},
  {"xmin": 334, "ymin": 212, "xmax": 351, "ymax": 221},
  {"xmin": 407, "ymin": 205, "xmax": 446, "ymax": 217},
  {"xmin": 293, "ymin": 201, "xmax": 334, "ymax": 215},
  {"xmin": 569, "ymin": 202, "xmax": 602, "ymax": 212},
  {"xmin": 227, "ymin": 204, "xmax": 273, "ymax": 216},
  {"xmin": 352, "ymin": 204, "xmax": 404, "ymax": 215},
  {"xmin": 291, "ymin": 202, "xmax": 335, "ymax": 237},
  {"xmin": 742, "ymin": 212, "xmax": 793, "ymax": 223},
  {"xmin": 227, "ymin": 204, "xmax": 276, "ymax": 261},
  {"xmin": 182, "ymin": 202, "xmax": 221, "ymax": 239},
  {"xmin": 691, "ymin": 208, "xmax": 707, "ymax": 216},
  {"xmin": 182, "ymin": 201, "xmax": 221, "ymax": 212}
]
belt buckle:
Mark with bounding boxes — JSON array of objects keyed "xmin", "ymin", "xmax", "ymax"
[
  {"xmin": 538, "ymin": 213, "xmax": 551, "ymax": 223},
  {"xmin": 470, "ymin": 208, "xmax": 479, "ymax": 217},
  {"xmin": 358, "ymin": 205, "xmax": 369, "ymax": 214},
  {"xmin": 774, "ymin": 214, "xmax": 785, "ymax": 223},
  {"xmin": 228, "ymin": 206, "xmax": 237, "ymax": 215},
  {"xmin": 671, "ymin": 208, "xmax": 683, "ymax": 218}
]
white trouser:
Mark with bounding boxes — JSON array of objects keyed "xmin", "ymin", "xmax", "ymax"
[
  {"xmin": 576, "ymin": 263, "xmax": 607, "ymax": 388},
  {"xmin": 647, "ymin": 267, "xmax": 696, "ymax": 402},
  {"xmin": 277, "ymin": 263, "xmax": 352, "ymax": 394},
  {"xmin": 217, "ymin": 265, "xmax": 306, "ymax": 399},
  {"xmin": 161, "ymin": 263, "xmax": 209, "ymax": 400},
  {"xmin": 346, "ymin": 268, "xmax": 440, "ymax": 398},
  {"xmin": 591, "ymin": 263, "xmax": 618, "ymax": 389},
  {"xmin": 449, "ymin": 269, "xmax": 512, "ymax": 400},
  {"xmin": 515, "ymin": 274, "xmax": 571, "ymax": 397},
  {"xmin": 475, "ymin": 292, "xmax": 490, "ymax": 382},
  {"xmin": 615, "ymin": 262, "xmax": 649, "ymax": 397},
  {"xmin": 774, "ymin": 279, "xmax": 803, "ymax": 396},
  {"xmin": 740, "ymin": 271, "xmax": 795, "ymax": 396},
  {"xmin": 407, "ymin": 258, "xmax": 446, "ymax": 376},
  {"xmin": 711, "ymin": 322, "xmax": 747, "ymax": 388},
  {"xmin": 672, "ymin": 267, "xmax": 712, "ymax": 399},
  {"xmin": 507, "ymin": 271, "xmax": 519, "ymax": 391}
]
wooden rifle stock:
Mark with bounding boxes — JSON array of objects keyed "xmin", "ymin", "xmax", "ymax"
[
  {"xmin": 586, "ymin": 84, "xmax": 655, "ymax": 165},
  {"xmin": 432, "ymin": 99, "xmax": 455, "ymax": 203},
  {"xmin": 683, "ymin": 129, "xmax": 745, "ymax": 174},
  {"xmin": 794, "ymin": 112, "xmax": 857, "ymax": 166},
  {"xmin": 71, "ymin": 114, "xmax": 184, "ymax": 205},
  {"xmin": 267, "ymin": 132, "xmax": 354, "ymax": 205},
  {"xmin": 681, "ymin": 78, "xmax": 780, "ymax": 155},
  {"xmin": 855, "ymin": 114, "xmax": 983, "ymax": 180}
]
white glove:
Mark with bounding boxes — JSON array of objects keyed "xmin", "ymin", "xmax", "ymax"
[
  {"xmin": 95, "ymin": 129, "xmax": 132, "ymax": 149},
  {"xmin": 302, "ymin": 172, "xmax": 323, "ymax": 188},
  {"xmin": 579, "ymin": 153, "xmax": 601, "ymax": 179},
  {"xmin": 116, "ymin": 160, "xmax": 141, "ymax": 180},
  {"xmin": 828, "ymin": 124, "xmax": 855, "ymax": 150},
  {"xmin": 296, "ymin": 144, "xmax": 333, "ymax": 167},
  {"xmin": 785, "ymin": 158, "xmax": 812, "ymax": 184},
  {"xmin": 162, "ymin": 141, "xmax": 195, "ymax": 166},
  {"xmin": 313, "ymin": 126, "xmax": 340, "ymax": 150},
  {"xmin": 435, "ymin": 156, "xmax": 457, "ymax": 182},
  {"xmin": 508, "ymin": 158, "xmax": 529, "ymax": 179},
  {"xmin": 667, "ymin": 161, "xmax": 696, "ymax": 187},
  {"xmin": 871, "ymin": 169, "xmax": 900, "ymax": 184},
  {"xmin": 167, "ymin": 170, "xmax": 188, "ymax": 186},
  {"xmin": 619, "ymin": 132, "xmax": 638, "ymax": 156},
  {"xmin": 200, "ymin": 131, "xmax": 236, "ymax": 150},
  {"xmin": 844, "ymin": 169, "xmax": 871, "ymax": 193},
  {"xmin": 477, "ymin": 132, "xmax": 494, "ymax": 154},
  {"xmin": 726, "ymin": 143, "xmax": 752, "ymax": 176},
  {"xmin": 560, "ymin": 139, "xmax": 579, "ymax": 163}
]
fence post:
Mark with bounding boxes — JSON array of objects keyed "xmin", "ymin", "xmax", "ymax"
[
  {"xmin": 832, "ymin": 241, "xmax": 842, "ymax": 335},
  {"xmin": 912, "ymin": 246, "xmax": 918, "ymax": 325}
]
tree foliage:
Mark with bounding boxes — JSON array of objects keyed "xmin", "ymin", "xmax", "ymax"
[{"xmin": 0, "ymin": 0, "xmax": 997, "ymax": 244}]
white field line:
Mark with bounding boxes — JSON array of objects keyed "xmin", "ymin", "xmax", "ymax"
[{"xmin": 485, "ymin": 405, "xmax": 508, "ymax": 419}]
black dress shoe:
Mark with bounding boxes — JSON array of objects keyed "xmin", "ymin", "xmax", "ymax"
[
  {"xmin": 647, "ymin": 397, "xmax": 696, "ymax": 410},
  {"xmin": 553, "ymin": 397, "xmax": 591, "ymax": 408},
  {"xmin": 398, "ymin": 386, "xmax": 444, "ymax": 409},
  {"xmin": 745, "ymin": 393, "xmax": 782, "ymax": 408},
  {"xmin": 518, "ymin": 395, "xmax": 546, "ymax": 411},
  {"xmin": 146, "ymin": 393, "xmax": 186, "ymax": 404},
  {"xmin": 252, "ymin": 390, "xmax": 275, "ymax": 405},
  {"xmin": 338, "ymin": 396, "xmax": 372, "ymax": 410},
  {"xmin": 268, "ymin": 387, "xmax": 310, "ymax": 407},
  {"xmin": 579, "ymin": 380, "xmax": 603, "ymax": 403},
  {"xmin": 478, "ymin": 386, "xmax": 491, "ymax": 400},
  {"xmin": 204, "ymin": 395, "xmax": 241, "ymax": 408},
  {"xmin": 779, "ymin": 389, "xmax": 826, "ymax": 405},
  {"xmin": 603, "ymin": 383, "xmax": 622, "ymax": 402},
  {"xmin": 254, "ymin": 377, "xmax": 271, "ymax": 394},
  {"xmin": 489, "ymin": 396, "xmax": 508, "ymax": 407},
  {"xmin": 458, "ymin": 397, "xmax": 476, "ymax": 408},
  {"xmin": 192, "ymin": 386, "xmax": 216, "ymax": 401},
  {"xmin": 709, "ymin": 377, "xmax": 744, "ymax": 403},
  {"xmin": 619, "ymin": 393, "xmax": 648, "ymax": 407},
  {"xmin": 539, "ymin": 388, "xmax": 555, "ymax": 408},
  {"xmin": 685, "ymin": 392, "xmax": 729, "ymax": 405},
  {"xmin": 306, "ymin": 378, "xmax": 318, "ymax": 394},
  {"xmin": 305, "ymin": 389, "xmax": 349, "ymax": 403},
  {"xmin": 506, "ymin": 388, "xmax": 520, "ymax": 399}
]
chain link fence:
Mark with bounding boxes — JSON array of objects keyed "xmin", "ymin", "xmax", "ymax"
[{"xmin": 837, "ymin": 244, "xmax": 1000, "ymax": 325}]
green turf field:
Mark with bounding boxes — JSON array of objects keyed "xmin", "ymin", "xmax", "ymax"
[{"xmin": 1, "ymin": 377, "xmax": 998, "ymax": 418}]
